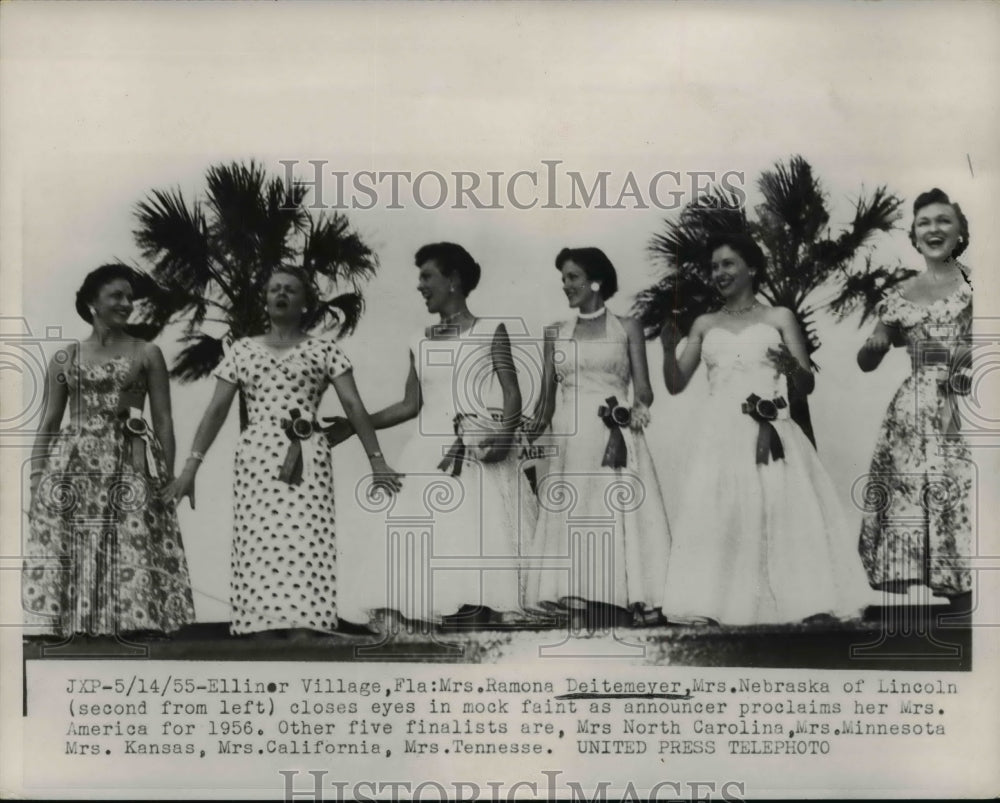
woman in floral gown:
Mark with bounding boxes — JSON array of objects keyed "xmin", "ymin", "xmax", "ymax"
[
  {"xmin": 524, "ymin": 247, "xmax": 671, "ymax": 628},
  {"xmin": 858, "ymin": 189, "xmax": 973, "ymax": 612},
  {"xmin": 25, "ymin": 264, "xmax": 195, "ymax": 638},
  {"xmin": 167, "ymin": 267, "xmax": 400, "ymax": 638}
]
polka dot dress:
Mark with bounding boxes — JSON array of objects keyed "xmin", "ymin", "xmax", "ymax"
[{"xmin": 214, "ymin": 337, "xmax": 351, "ymax": 634}]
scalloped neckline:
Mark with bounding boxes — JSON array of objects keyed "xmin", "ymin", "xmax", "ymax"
[{"xmin": 893, "ymin": 279, "xmax": 971, "ymax": 311}]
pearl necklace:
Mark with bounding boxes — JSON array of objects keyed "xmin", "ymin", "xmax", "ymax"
[{"xmin": 577, "ymin": 306, "xmax": 607, "ymax": 320}]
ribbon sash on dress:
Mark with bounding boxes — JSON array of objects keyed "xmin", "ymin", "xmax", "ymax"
[
  {"xmin": 437, "ymin": 414, "xmax": 468, "ymax": 477},
  {"xmin": 741, "ymin": 394, "xmax": 786, "ymax": 465},
  {"xmin": 279, "ymin": 408, "xmax": 322, "ymax": 485},
  {"xmin": 121, "ymin": 406, "xmax": 159, "ymax": 480},
  {"xmin": 941, "ymin": 371, "xmax": 971, "ymax": 437},
  {"xmin": 923, "ymin": 349, "xmax": 971, "ymax": 438},
  {"xmin": 598, "ymin": 396, "xmax": 629, "ymax": 469}
]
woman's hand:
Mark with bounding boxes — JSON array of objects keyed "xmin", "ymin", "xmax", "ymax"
[
  {"xmin": 478, "ymin": 433, "xmax": 515, "ymax": 463},
  {"xmin": 164, "ymin": 466, "xmax": 197, "ymax": 509},
  {"xmin": 322, "ymin": 416, "xmax": 355, "ymax": 448},
  {"xmin": 369, "ymin": 456, "xmax": 403, "ymax": 495},
  {"xmin": 860, "ymin": 329, "xmax": 892, "ymax": 360},
  {"xmin": 628, "ymin": 403, "xmax": 651, "ymax": 432},
  {"xmin": 857, "ymin": 321, "xmax": 897, "ymax": 373},
  {"xmin": 766, "ymin": 343, "xmax": 801, "ymax": 377},
  {"xmin": 522, "ymin": 412, "xmax": 550, "ymax": 443},
  {"xmin": 659, "ymin": 317, "xmax": 684, "ymax": 349}
]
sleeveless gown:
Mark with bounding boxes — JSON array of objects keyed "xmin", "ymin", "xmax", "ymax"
[
  {"xmin": 525, "ymin": 313, "xmax": 671, "ymax": 612},
  {"xmin": 662, "ymin": 322, "xmax": 871, "ymax": 625},
  {"xmin": 340, "ymin": 320, "xmax": 537, "ymax": 623}
]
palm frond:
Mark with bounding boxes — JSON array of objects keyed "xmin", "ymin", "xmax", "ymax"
[
  {"xmin": 258, "ymin": 176, "xmax": 308, "ymax": 271},
  {"xmin": 303, "ymin": 213, "xmax": 379, "ymax": 287},
  {"xmin": 314, "ymin": 292, "xmax": 365, "ymax": 337},
  {"xmin": 133, "ymin": 189, "xmax": 211, "ymax": 286},
  {"xmin": 204, "ymin": 161, "xmax": 270, "ymax": 277},
  {"xmin": 134, "ymin": 160, "xmax": 379, "ymax": 379},
  {"xmin": 638, "ymin": 186, "xmax": 747, "ymax": 338},
  {"xmin": 648, "ymin": 190, "xmax": 748, "ymax": 273},
  {"xmin": 169, "ymin": 333, "xmax": 227, "ymax": 382},
  {"xmin": 793, "ymin": 305, "xmax": 821, "ymax": 357},
  {"xmin": 839, "ymin": 185, "xmax": 904, "ymax": 258},
  {"xmin": 756, "ymin": 155, "xmax": 829, "ymax": 243},
  {"xmin": 632, "ymin": 270, "xmax": 718, "ymax": 339},
  {"xmin": 827, "ymin": 256, "xmax": 916, "ymax": 325}
]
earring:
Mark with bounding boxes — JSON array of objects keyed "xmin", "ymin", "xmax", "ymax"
[
  {"xmin": 88, "ymin": 306, "xmax": 97, "ymax": 317},
  {"xmin": 590, "ymin": 282, "xmax": 600, "ymax": 293}
]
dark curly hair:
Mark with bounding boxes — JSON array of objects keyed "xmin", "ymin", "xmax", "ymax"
[
  {"xmin": 414, "ymin": 242, "xmax": 482, "ymax": 296},
  {"xmin": 705, "ymin": 232, "xmax": 767, "ymax": 293},
  {"xmin": 908, "ymin": 188, "xmax": 970, "ymax": 259},
  {"xmin": 75, "ymin": 263, "xmax": 142, "ymax": 324},
  {"xmin": 554, "ymin": 247, "xmax": 618, "ymax": 300}
]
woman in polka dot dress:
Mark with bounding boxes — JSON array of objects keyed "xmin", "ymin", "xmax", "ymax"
[{"xmin": 167, "ymin": 267, "xmax": 401, "ymax": 638}]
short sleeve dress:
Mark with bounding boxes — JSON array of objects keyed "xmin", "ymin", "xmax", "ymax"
[
  {"xmin": 213, "ymin": 337, "xmax": 352, "ymax": 634},
  {"xmin": 858, "ymin": 281, "xmax": 973, "ymax": 597}
]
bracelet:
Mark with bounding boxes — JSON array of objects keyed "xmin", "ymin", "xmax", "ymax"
[
  {"xmin": 187, "ymin": 451, "xmax": 205, "ymax": 463},
  {"xmin": 29, "ymin": 468, "xmax": 44, "ymax": 478},
  {"xmin": 368, "ymin": 451, "xmax": 384, "ymax": 459}
]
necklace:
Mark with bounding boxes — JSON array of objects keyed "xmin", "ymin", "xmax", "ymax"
[
  {"xmin": 441, "ymin": 310, "xmax": 471, "ymax": 325},
  {"xmin": 721, "ymin": 299, "xmax": 760, "ymax": 316},
  {"xmin": 578, "ymin": 306, "xmax": 607, "ymax": 320}
]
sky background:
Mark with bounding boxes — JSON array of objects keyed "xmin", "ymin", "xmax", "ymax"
[{"xmin": 3, "ymin": 1, "xmax": 998, "ymax": 621}]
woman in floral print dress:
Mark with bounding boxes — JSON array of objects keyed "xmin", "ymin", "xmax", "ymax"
[
  {"xmin": 858, "ymin": 189, "xmax": 973, "ymax": 611},
  {"xmin": 25, "ymin": 264, "xmax": 195, "ymax": 637}
]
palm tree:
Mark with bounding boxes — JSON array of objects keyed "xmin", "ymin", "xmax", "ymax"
[
  {"xmin": 130, "ymin": 160, "xmax": 378, "ymax": 427},
  {"xmin": 633, "ymin": 155, "xmax": 909, "ymax": 445}
]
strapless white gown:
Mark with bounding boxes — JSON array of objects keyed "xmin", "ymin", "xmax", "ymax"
[{"xmin": 662, "ymin": 323, "xmax": 871, "ymax": 625}]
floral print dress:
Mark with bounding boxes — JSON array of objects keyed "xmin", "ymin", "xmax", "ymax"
[
  {"xmin": 859, "ymin": 281, "xmax": 973, "ymax": 597},
  {"xmin": 24, "ymin": 352, "xmax": 196, "ymax": 636}
]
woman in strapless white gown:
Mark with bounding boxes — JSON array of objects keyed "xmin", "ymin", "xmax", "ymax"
[{"xmin": 659, "ymin": 233, "xmax": 870, "ymax": 625}]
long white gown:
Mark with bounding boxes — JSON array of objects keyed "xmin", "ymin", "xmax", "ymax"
[
  {"xmin": 342, "ymin": 319, "xmax": 537, "ymax": 623},
  {"xmin": 525, "ymin": 312, "xmax": 671, "ymax": 612},
  {"xmin": 662, "ymin": 322, "xmax": 871, "ymax": 625}
]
